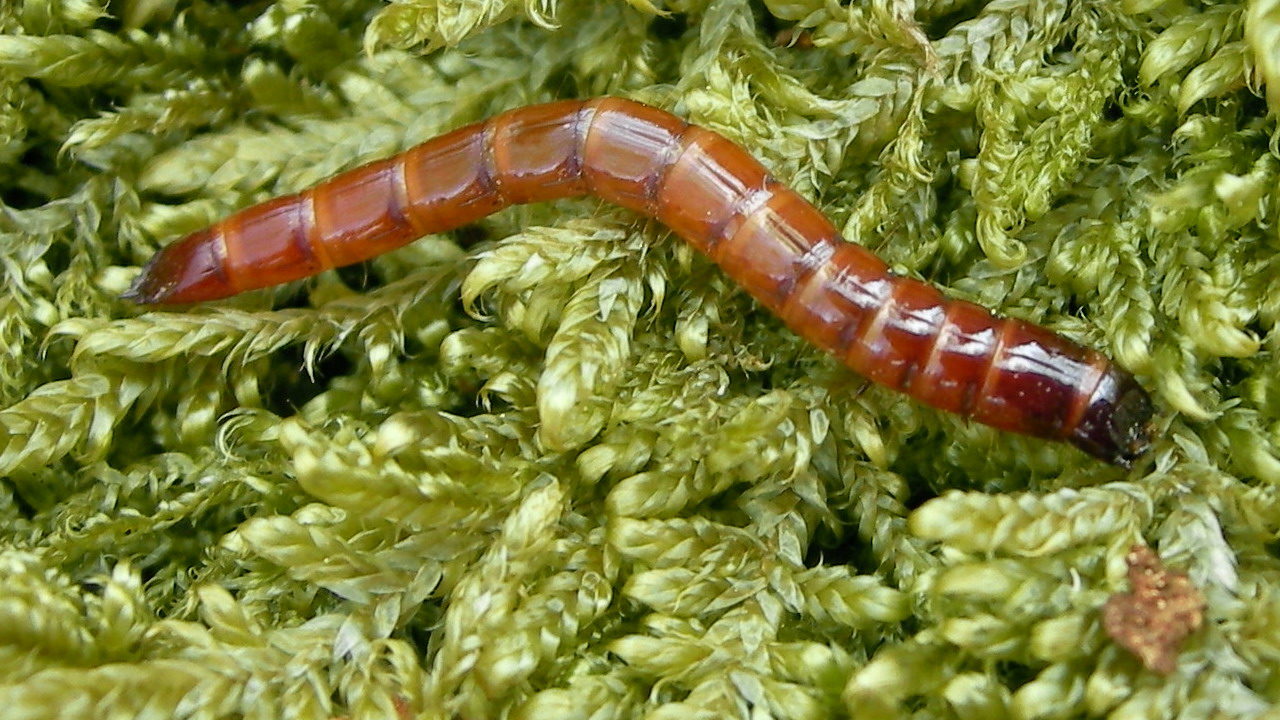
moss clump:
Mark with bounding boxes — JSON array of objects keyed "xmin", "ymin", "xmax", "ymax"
[{"xmin": 0, "ymin": 0, "xmax": 1278, "ymax": 717}]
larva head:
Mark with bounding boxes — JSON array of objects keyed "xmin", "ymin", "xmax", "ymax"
[
  {"xmin": 122, "ymin": 229, "xmax": 233, "ymax": 305},
  {"xmin": 1068, "ymin": 367, "xmax": 1154, "ymax": 467}
]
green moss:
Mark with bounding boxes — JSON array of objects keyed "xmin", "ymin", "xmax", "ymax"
[{"xmin": 0, "ymin": 0, "xmax": 1278, "ymax": 717}]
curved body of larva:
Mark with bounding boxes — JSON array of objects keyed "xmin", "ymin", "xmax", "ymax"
[{"xmin": 124, "ymin": 97, "xmax": 1153, "ymax": 465}]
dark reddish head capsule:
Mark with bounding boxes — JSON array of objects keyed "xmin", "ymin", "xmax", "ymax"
[{"xmin": 1067, "ymin": 368, "xmax": 1153, "ymax": 467}]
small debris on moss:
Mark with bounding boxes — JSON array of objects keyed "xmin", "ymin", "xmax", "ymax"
[{"xmin": 1102, "ymin": 545, "xmax": 1206, "ymax": 674}]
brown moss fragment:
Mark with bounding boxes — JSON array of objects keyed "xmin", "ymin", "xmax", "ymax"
[
  {"xmin": 1102, "ymin": 544, "xmax": 1206, "ymax": 674},
  {"xmin": 773, "ymin": 28, "xmax": 814, "ymax": 49}
]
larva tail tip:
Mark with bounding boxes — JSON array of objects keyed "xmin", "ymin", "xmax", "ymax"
[
  {"xmin": 121, "ymin": 231, "xmax": 233, "ymax": 305},
  {"xmin": 121, "ymin": 261, "xmax": 165, "ymax": 305}
]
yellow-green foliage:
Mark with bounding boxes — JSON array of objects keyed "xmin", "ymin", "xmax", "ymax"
[{"xmin": 0, "ymin": 0, "xmax": 1278, "ymax": 717}]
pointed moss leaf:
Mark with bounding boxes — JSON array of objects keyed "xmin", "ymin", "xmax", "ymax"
[
  {"xmin": 1155, "ymin": 355, "xmax": 1216, "ymax": 421},
  {"xmin": 1247, "ymin": 0, "xmax": 1280, "ymax": 112},
  {"xmin": 461, "ymin": 222, "xmax": 633, "ymax": 339},
  {"xmin": 194, "ymin": 584, "xmax": 266, "ymax": 648},
  {"xmin": 1122, "ymin": 0, "xmax": 1171, "ymax": 12},
  {"xmin": 1139, "ymin": 7, "xmax": 1240, "ymax": 87},
  {"xmin": 0, "ymin": 374, "xmax": 140, "ymax": 476},
  {"xmin": 233, "ymin": 509, "xmax": 452, "ymax": 610},
  {"xmin": 624, "ymin": 567, "xmax": 767, "ymax": 616},
  {"xmin": 842, "ymin": 641, "xmax": 952, "ymax": 719},
  {"xmin": 365, "ymin": 0, "xmax": 561, "ymax": 53},
  {"xmin": 609, "ymin": 516, "xmax": 741, "ymax": 565},
  {"xmin": 935, "ymin": 0, "xmax": 1070, "ymax": 78},
  {"xmin": 1029, "ymin": 613, "xmax": 1094, "ymax": 663},
  {"xmin": 607, "ymin": 634, "xmax": 711, "ymax": 677},
  {"xmin": 469, "ymin": 554, "xmax": 614, "ymax": 696},
  {"xmin": 941, "ymin": 673, "xmax": 1013, "ymax": 720},
  {"xmin": 89, "ymin": 562, "xmax": 153, "ymax": 658},
  {"xmin": 21, "ymin": 0, "xmax": 110, "ymax": 32},
  {"xmin": 119, "ymin": 0, "xmax": 176, "ymax": 29},
  {"xmin": 537, "ymin": 266, "xmax": 643, "ymax": 451},
  {"xmin": 424, "ymin": 480, "xmax": 569, "ymax": 715},
  {"xmin": 932, "ymin": 560, "xmax": 1028, "ymax": 601},
  {"xmin": 1178, "ymin": 42, "xmax": 1249, "ymax": 115},
  {"xmin": 241, "ymin": 58, "xmax": 343, "ymax": 118},
  {"xmin": 1010, "ymin": 663, "xmax": 1087, "ymax": 720},
  {"xmin": 0, "ymin": 31, "xmax": 139, "ymax": 86},
  {"xmin": 606, "ymin": 392, "xmax": 813, "ymax": 518},
  {"xmin": 910, "ymin": 485, "xmax": 1153, "ymax": 556},
  {"xmin": 938, "ymin": 614, "xmax": 1024, "ymax": 655},
  {"xmin": 1177, "ymin": 267, "xmax": 1261, "ymax": 358},
  {"xmin": 794, "ymin": 568, "xmax": 910, "ymax": 630},
  {"xmin": 282, "ymin": 418, "xmax": 525, "ymax": 534},
  {"xmin": 0, "ymin": 551, "xmax": 97, "ymax": 667},
  {"xmin": 63, "ymin": 85, "xmax": 235, "ymax": 153},
  {"xmin": 0, "ymin": 660, "xmax": 220, "ymax": 719},
  {"xmin": 1213, "ymin": 168, "xmax": 1271, "ymax": 230},
  {"xmin": 512, "ymin": 676, "xmax": 639, "ymax": 720}
]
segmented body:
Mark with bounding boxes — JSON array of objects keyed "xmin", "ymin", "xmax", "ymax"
[{"xmin": 125, "ymin": 97, "xmax": 1153, "ymax": 465}]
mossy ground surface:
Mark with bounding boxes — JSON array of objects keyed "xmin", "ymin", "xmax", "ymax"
[{"xmin": 1, "ymin": 0, "xmax": 1279, "ymax": 718}]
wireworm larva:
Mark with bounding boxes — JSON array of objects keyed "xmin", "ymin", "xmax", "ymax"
[{"xmin": 124, "ymin": 97, "xmax": 1154, "ymax": 465}]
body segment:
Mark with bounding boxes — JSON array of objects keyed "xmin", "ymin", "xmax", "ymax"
[{"xmin": 125, "ymin": 98, "xmax": 1153, "ymax": 465}]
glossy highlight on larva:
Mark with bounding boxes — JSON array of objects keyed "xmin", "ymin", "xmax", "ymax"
[{"xmin": 124, "ymin": 97, "xmax": 1154, "ymax": 466}]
